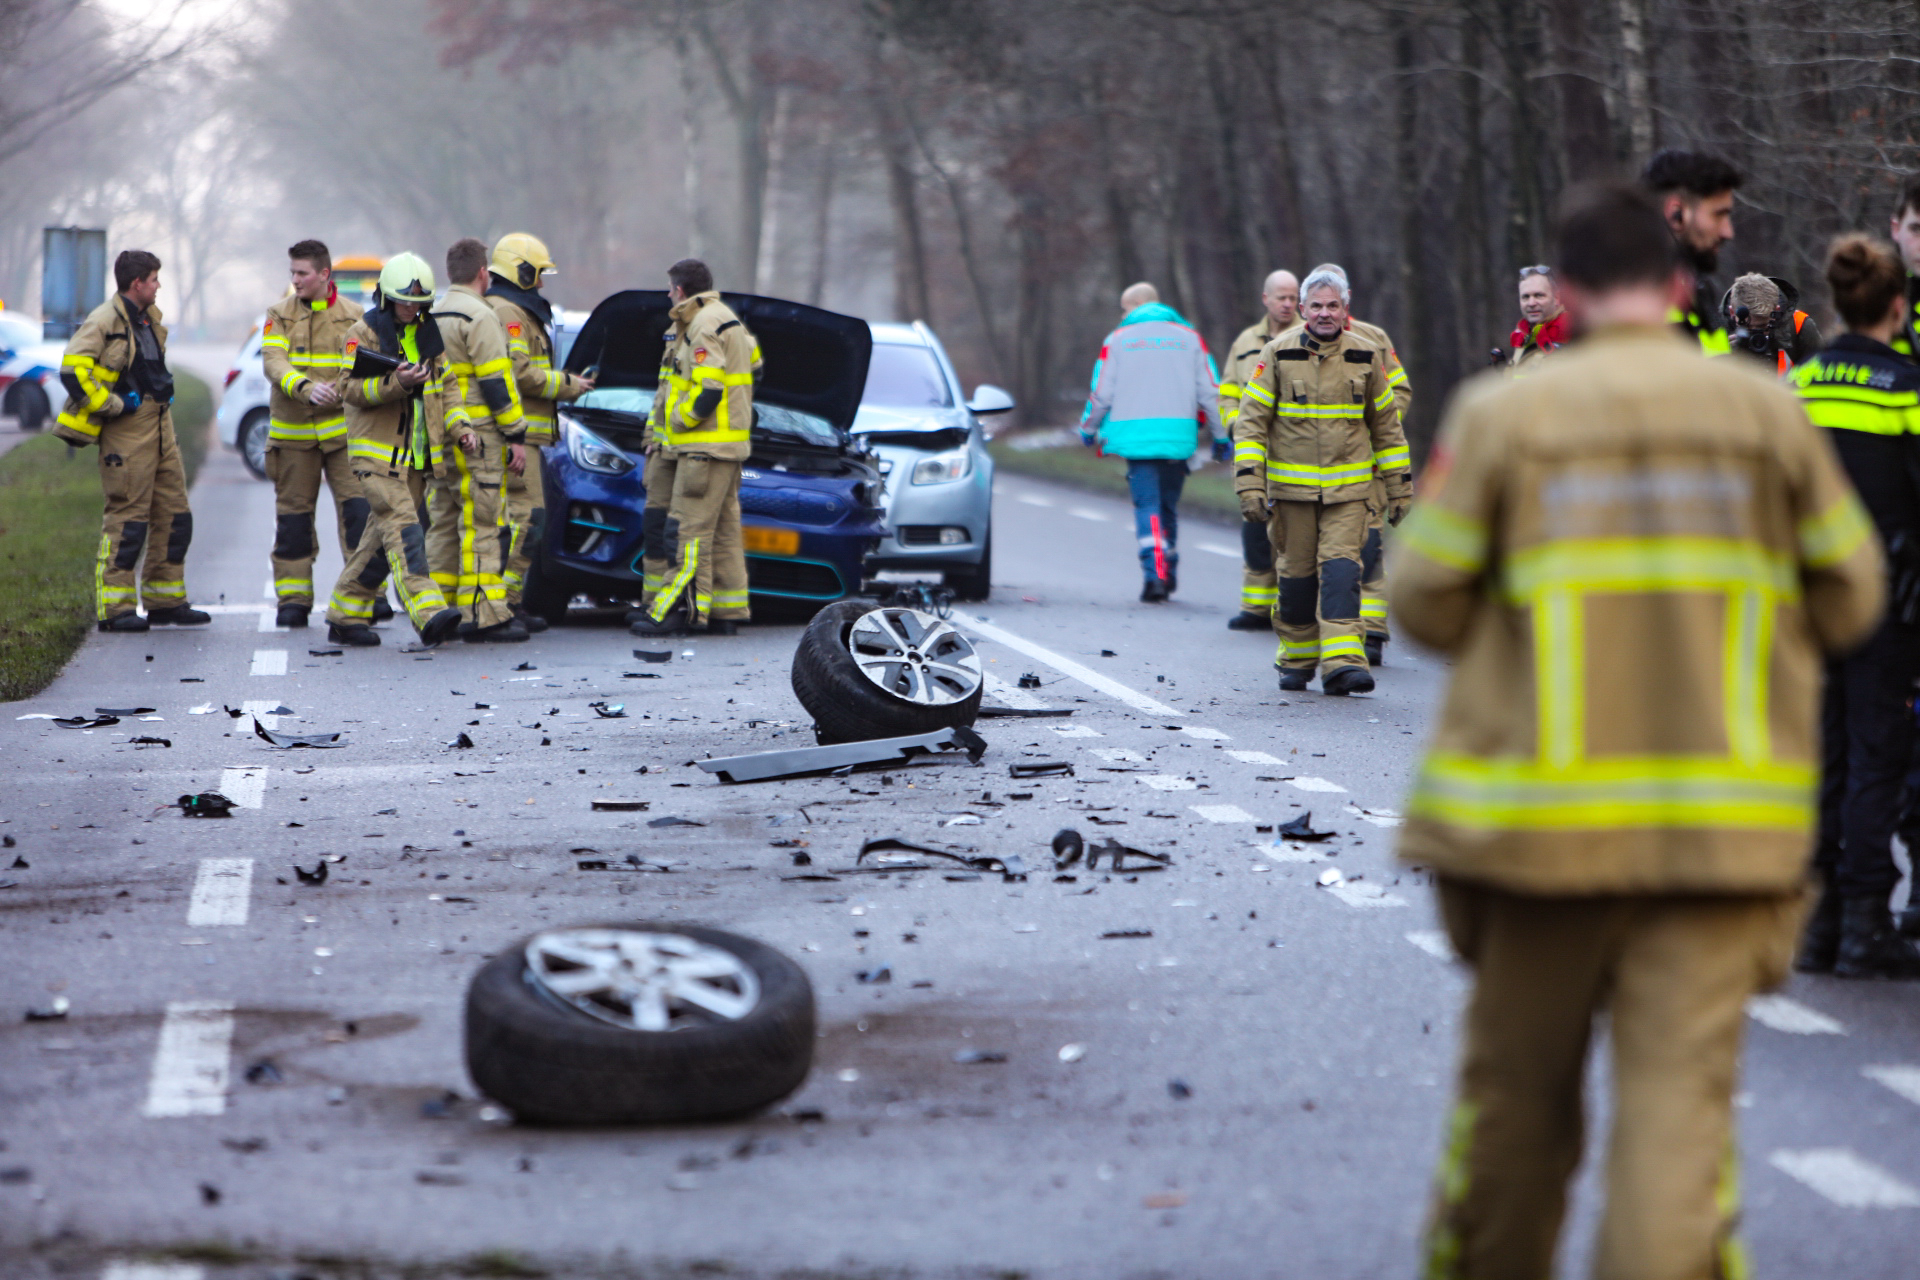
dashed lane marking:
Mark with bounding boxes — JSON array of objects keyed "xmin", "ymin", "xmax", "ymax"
[
  {"xmin": 1865, "ymin": 1065, "xmax": 1920, "ymax": 1108},
  {"xmin": 981, "ymin": 671, "xmax": 1052, "ymax": 711},
  {"xmin": 1325, "ymin": 881, "xmax": 1408, "ymax": 908},
  {"xmin": 1017, "ymin": 494, "xmax": 1053, "ymax": 507},
  {"xmin": 1255, "ymin": 839, "xmax": 1330, "ymax": 863},
  {"xmin": 258, "ymin": 608, "xmax": 280, "ymax": 632},
  {"xmin": 1289, "ymin": 776, "xmax": 1348, "ymax": 793},
  {"xmin": 216, "ymin": 767, "xmax": 267, "ymax": 809},
  {"xmin": 1747, "ymin": 994, "xmax": 1845, "ymax": 1035},
  {"xmin": 1068, "ymin": 508, "xmax": 1108, "ymax": 522},
  {"xmin": 951, "ymin": 612, "xmax": 1181, "ymax": 717},
  {"xmin": 1050, "ymin": 724, "xmax": 1102, "ymax": 738},
  {"xmin": 103, "ymin": 1265, "xmax": 205, "ymax": 1280},
  {"xmin": 186, "ymin": 858, "xmax": 253, "ymax": 927},
  {"xmin": 1345, "ymin": 804, "xmax": 1404, "ymax": 827},
  {"xmin": 1406, "ymin": 930, "xmax": 1453, "ymax": 960},
  {"xmin": 1191, "ymin": 803, "xmax": 1257, "ymax": 823},
  {"xmin": 1181, "ymin": 726, "xmax": 1229, "ymax": 740},
  {"xmin": 1139, "ymin": 774, "xmax": 1198, "ymax": 792},
  {"xmin": 1198, "ymin": 543, "xmax": 1239, "ymax": 558},
  {"xmin": 142, "ymin": 1000, "xmax": 235, "ymax": 1117},
  {"xmin": 1089, "ymin": 747, "xmax": 1146, "ymax": 763},
  {"xmin": 249, "ymin": 648, "xmax": 287, "ymax": 676},
  {"xmin": 1225, "ymin": 749, "xmax": 1286, "ymax": 765},
  {"xmin": 262, "ymin": 579, "xmax": 274, "ymax": 600},
  {"xmin": 1769, "ymin": 1149, "xmax": 1920, "ymax": 1208},
  {"xmin": 197, "ymin": 604, "xmax": 272, "ymax": 615}
]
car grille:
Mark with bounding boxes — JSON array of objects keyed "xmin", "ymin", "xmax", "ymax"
[
  {"xmin": 741, "ymin": 486, "xmax": 846, "ymax": 524},
  {"xmin": 746, "ymin": 555, "xmax": 844, "ymax": 599},
  {"xmin": 898, "ymin": 525, "xmax": 946, "ymax": 545}
]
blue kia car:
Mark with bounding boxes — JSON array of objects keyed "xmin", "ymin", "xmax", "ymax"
[{"xmin": 522, "ymin": 291, "xmax": 888, "ymax": 624}]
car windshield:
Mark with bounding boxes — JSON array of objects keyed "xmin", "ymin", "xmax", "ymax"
[
  {"xmin": 862, "ymin": 343, "xmax": 952, "ymax": 408},
  {"xmin": 573, "ymin": 386, "xmax": 841, "ymax": 448}
]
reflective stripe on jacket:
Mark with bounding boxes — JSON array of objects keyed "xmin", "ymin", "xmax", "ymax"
[
  {"xmin": 646, "ymin": 291, "xmax": 755, "ymax": 461},
  {"xmin": 1231, "ymin": 326, "xmax": 1412, "ymax": 503},
  {"xmin": 486, "ymin": 292, "xmax": 587, "ymax": 447},
  {"xmin": 435, "ymin": 284, "xmax": 526, "ymax": 441},
  {"xmin": 55, "ymin": 295, "xmax": 162, "ymax": 442},
  {"xmin": 260, "ymin": 288, "xmax": 363, "ymax": 446},
  {"xmin": 1791, "ymin": 333, "xmax": 1920, "ymax": 545},
  {"xmin": 1392, "ymin": 324, "xmax": 1883, "ymax": 894}
]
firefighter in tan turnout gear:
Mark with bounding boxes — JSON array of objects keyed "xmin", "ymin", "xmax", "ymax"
[
  {"xmin": 629, "ymin": 258, "xmax": 757, "ymax": 638},
  {"xmin": 1394, "ymin": 182, "xmax": 1883, "ymax": 1280},
  {"xmin": 429, "ymin": 237, "xmax": 529, "ymax": 643},
  {"xmin": 485, "ymin": 232, "xmax": 594, "ymax": 632},
  {"xmin": 321, "ymin": 253, "xmax": 463, "ymax": 649},
  {"xmin": 260, "ymin": 240, "xmax": 373, "ymax": 629},
  {"xmin": 1233, "ymin": 267, "xmax": 1413, "ymax": 696},
  {"xmin": 52, "ymin": 249, "xmax": 210, "ymax": 632},
  {"xmin": 1219, "ymin": 269, "xmax": 1298, "ymax": 630}
]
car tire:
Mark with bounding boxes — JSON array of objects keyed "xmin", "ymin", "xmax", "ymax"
[
  {"xmin": 520, "ymin": 556, "xmax": 573, "ymax": 627},
  {"xmin": 946, "ymin": 533, "xmax": 992, "ymax": 602},
  {"xmin": 6, "ymin": 381, "xmax": 49, "ymax": 431},
  {"xmin": 239, "ymin": 410, "xmax": 270, "ymax": 480},
  {"xmin": 790, "ymin": 599, "xmax": 984, "ymax": 743},
  {"xmin": 465, "ymin": 923, "xmax": 815, "ymax": 1126}
]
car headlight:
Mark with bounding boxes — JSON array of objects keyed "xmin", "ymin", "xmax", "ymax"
[
  {"xmin": 565, "ymin": 419, "xmax": 636, "ymax": 475},
  {"xmin": 910, "ymin": 448, "xmax": 971, "ymax": 485}
]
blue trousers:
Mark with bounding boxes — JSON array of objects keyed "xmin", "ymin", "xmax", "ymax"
[{"xmin": 1125, "ymin": 459, "xmax": 1185, "ymax": 582}]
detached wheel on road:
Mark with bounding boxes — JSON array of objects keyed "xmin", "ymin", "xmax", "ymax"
[
  {"xmin": 465, "ymin": 924, "xmax": 815, "ymax": 1125},
  {"xmin": 239, "ymin": 410, "xmax": 271, "ymax": 480},
  {"xmin": 791, "ymin": 599, "xmax": 984, "ymax": 743}
]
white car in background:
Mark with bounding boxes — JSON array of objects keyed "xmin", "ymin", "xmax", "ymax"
[{"xmin": 0, "ymin": 311, "xmax": 61, "ymax": 432}]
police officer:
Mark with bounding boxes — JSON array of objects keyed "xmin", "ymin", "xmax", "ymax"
[
  {"xmin": 1886, "ymin": 175, "xmax": 1920, "ymax": 358},
  {"xmin": 1233, "ymin": 268, "xmax": 1411, "ymax": 696},
  {"xmin": 52, "ymin": 249, "xmax": 209, "ymax": 632},
  {"xmin": 1789, "ymin": 234, "xmax": 1920, "ymax": 980},
  {"xmin": 428, "ymin": 237, "xmax": 528, "ymax": 643},
  {"xmin": 259, "ymin": 240, "xmax": 372, "ymax": 629},
  {"xmin": 630, "ymin": 259, "xmax": 756, "ymax": 638},
  {"xmin": 322, "ymin": 253, "xmax": 463, "ymax": 649},
  {"xmin": 1220, "ymin": 270, "xmax": 1298, "ymax": 630},
  {"xmin": 1394, "ymin": 181, "xmax": 1881, "ymax": 1278},
  {"xmin": 485, "ymin": 233, "xmax": 594, "ymax": 632},
  {"xmin": 1642, "ymin": 149, "xmax": 1740, "ymax": 355}
]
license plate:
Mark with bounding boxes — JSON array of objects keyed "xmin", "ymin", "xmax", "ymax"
[{"xmin": 743, "ymin": 525, "xmax": 800, "ymax": 556}]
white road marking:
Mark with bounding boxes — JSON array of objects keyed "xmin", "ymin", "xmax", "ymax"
[
  {"xmin": 981, "ymin": 671, "xmax": 1052, "ymax": 711},
  {"xmin": 1226, "ymin": 749, "xmax": 1286, "ymax": 765},
  {"xmin": 241, "ymin": 699, "xmax": 284, "ymax": 730},
  {"xmin": 951, "ymin": 611, "xmax": 1180, "ymax": 717},
  {"xmin": 1345, "ymin": 804, "xmax": 1404, "ymax": 827},
  {"xmin": 262, "ymin": 579, "xmax": 275, "ymax": 599},
  {"xmin": 1191, "ymin": 803, "xmax": 1256, "ymax": 823},
  {"xmin": 1325, "ymin": 881, "xmax": 1408, "ymax": 908},
  {"xmin": 1747, "ymin": 994, "xmax": 1845, "ymax": 1035},
  {"xmin": 186, "ymin": 858, "xmax": 253, "ymax": 927},
  {"xmin": 1018, "ymin": 494, "xmax": 1053, "ymax": 507},
  {"xmin": 1050, "ymin": 724, "xmax": 1102, "ymax": 738},
  {"xmin": 250, "ymin": 649, "xmax": 287, "ymax": 676},
  {"xmin": 1406, "ymin": 930, "xmax": 1453, "ymax": 960},
  {"xmin": 1258, "ymin": 840, "xmax": 1330, "ymax": 863},
  {"xmin": 197, "ymin": 604, "xmax": 272, "ymax": 615},
  {"xmin": 1769, "ymin": 1148, "xmax": 1920, "ymax": 1208},
  {"xmin": 1181, "ymin": 726, "xmax": 1229, "ymax": 740},
  {"xmin": 142, "ymin": 1000, "xmax": 235, "ymax": 1117},
  {"xmin": 103, "ymin": 1265, "xmax": 206, "ymax": 1280},
  {"xmin": 1289, "ymin": 776, "xmax": 1348, "ymax": 793},
  {"xmin": 1069, "ymin": 508, "xmax": 1108, "ymax": 522},
  {"xmin": 258, "ymin": 608, "xmax": 279, "ymax": 632},
  {"xmin": 1089, "ymin": 747, "xmax": 1145, "ymax": 763},
  {"xmin": 1140, "ymin": 774, "xmax": 1198, "ymax": 791},
  {"xmin": 216, "ymin": 767, "xmax": 267, "ymax": 809},
  {"xmin": 1198, "ymin": 543, "xmax": 1239, "ymax": 558},
  {"xmin": 1864, "ymin": 1065, "xmax": 1920, "ymax": 1108}
]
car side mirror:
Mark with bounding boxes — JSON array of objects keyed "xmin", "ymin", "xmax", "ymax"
[{"xmin": 966, "ymin": 384, "xmax": 1016, "ymax": 415}]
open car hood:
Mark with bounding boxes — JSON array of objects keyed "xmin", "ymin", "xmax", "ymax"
[{"xmin": 564, "ymin": 290, "xmax": 872, "ymax": 434}]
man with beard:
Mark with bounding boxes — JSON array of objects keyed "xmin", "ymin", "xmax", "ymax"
[{"xmin": 1642, "ymin": 149, "xmax": 1740, "ymax": 356}]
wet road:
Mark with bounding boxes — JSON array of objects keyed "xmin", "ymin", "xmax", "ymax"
[{"xmin": 3, "ymin": 444, "xmax": 1918, "ymax": 1279}]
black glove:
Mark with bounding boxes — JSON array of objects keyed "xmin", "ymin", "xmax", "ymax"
[{"xmin": 1210, "ymin": 438, "xmax": 1231, "ymax": 464}]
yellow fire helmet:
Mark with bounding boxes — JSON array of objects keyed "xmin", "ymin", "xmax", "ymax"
[
  {"xmin": 378, "ymin": 252, "xmax": 435, "ymax": 304},
  {"xmin": 491, "ymin": 232, "xmax": 556, "ymax": 289}
]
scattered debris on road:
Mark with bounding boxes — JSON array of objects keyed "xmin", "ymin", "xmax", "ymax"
[
  {"xmin": 1278, "ymin": 812, "xmax": 1337, "ymax": 841},
  {"xmin": 1009, "ymin": 760, "xmax": 1072, "ymax": 778},
  {"xmin": 53, "ymin": 714, "xmax": 118, "ymax": 729},
  {"xmin": 254, "ymin": 718, "xmax": 345, "ymax": 749},
  {"xmin": 175, "ymin": 792, "xmax": 236, "ymax": 818},
  {"xmin": 698, "ymin": 724, "xmax": 987, "ymax": 784},
  {"xmin": 589, "ymin": 701, "xmax": 627, "ymax": 718},
  {"xmin": 590, "ymin": 799, "xmax": 650, "ymax": 811},
  {"xmin": 23, "ymin": 996, "xmax": 69, "ymax": 1022},
  {"xmin": 294, "ymin": 860, "xmax": 329, "ymax": 886},
  {"xmin": 952, "ymin": 1048, "xmax": 1007, "ymax": 1064},
  {"xmin": 856, "ymin": 835, "xmax": 1028, "ymax": 880},
  {"xmin": 633, "ymin": 649, "xmax": 673, "ymax": 663}
]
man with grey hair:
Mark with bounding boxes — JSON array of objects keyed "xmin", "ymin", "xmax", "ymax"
[
  {"xmin": 1234, "ymin": 267, "xmax": 1412, "ymax": 695},
  {"xmin": 1723, "ymin": 272, "xmax": 1819, "ymax": 371},
  {"xmin": 1220, "ymin": 269, "xmax": 1300, "ymax": 630},
  {"xmin": 1079, "ymin": 282, "xmax": 1228, "ymax": 602}
]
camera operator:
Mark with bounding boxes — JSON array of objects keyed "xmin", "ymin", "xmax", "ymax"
[{"xmin": 1723, "ymin": 273, "xmax": 1821, "ymax": 372}]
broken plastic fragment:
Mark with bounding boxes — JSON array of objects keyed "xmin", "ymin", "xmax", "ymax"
[
  {"xmin": 1009, "ymin": 760, "xmax": 1072, "ymax": 778},
  {"xmin": 447, "ymin": 733, "xmax": 475, "ymax": 750},
  {"xmin": 53, "ymin": 715, "xmax": 118, "ymax": 729},
  {"xmin": 1087, "ymin": 838, "xmax": 1171, "ymax": 872},
  {"xmin": 633, "ymin": 649, "xmax": 673, "ymax": 663},
  {"xmin": 856, "ymin": 964, "xmax": 892, "ymax": 984},
  {"xmin": 308, "ymin": 647, "xmax": 343, "ymax": 657},
  {"xmin": 254, "ymin": 718, "xmax": 344, "ymax": 749},
  {"xmin": 1017, "ymin": 673, "xmax": 1042, "ymax": 689},
  {"xmin": 1100, "ymin": 929, "xmax": 1153, "ymax": 939},
  {"xmin": 1278, "ymin": 811, "xmax": 1337, "ymax": 842},
  {"xmin": 94, "ymin": 706, "xmax": 154, "ymax": 716},
  {"xmin": 23, "ymin": 996, "xmax": 70, "ymax": 1022},
  {"xmin": 176, "ymin": 792, "xmax": 236, "ymax": 818},
  {"xmin": 1058, "ymin": 1043, "xmax": 1087, "ymax": 1063},
  {"xmin": 513, "ymin": 661, "xmax": 536, "ymax": 671},
  {"xmin": 1167, "ymin": 1079, "xmax": 1193, "ymax": 1099},
  {"xmin": 589, "ymin": 701, "xmax": 627, "ymax": 718},
  {"xmin": 127, "ymin": 736, "xmax": 171, "ymax": 747},
  {"xmin": 294, "ymin": 861, "xmax": 329, "ymax": 886},
  {"xmin": 243, "ymin": 1059, "xmax": 283, "ymax": 1085},
  {"xmin": 1316, "ymin": 867, "xmax": 1344, "ymax": 886},
  {"xmin": 589, "ymin": 799, "xmax": 650, "ymax": 811},
  {"xmin": 952, "ymin": 1048, "xmax": 1007, "ymax": 1064},
  {"xmin": 1051, "ymin": 828, "xmax": 1084, "ymax": 870}
]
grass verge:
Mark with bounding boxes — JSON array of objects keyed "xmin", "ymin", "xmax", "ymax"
[
  {"xmin": 0, "ymin": 371, "xmax": 211, "ymax": 701},
  {"xmin": 987, "ymin": 433, "xmax": 1242, "ymax": 524}
]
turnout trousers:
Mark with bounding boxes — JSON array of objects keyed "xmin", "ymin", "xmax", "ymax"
[
  {"xmin": 266, "ymin": 438, "xmax": 372, "ymax": 607},
  {"xmin": 640, "ymin": 451, "xmax": 748, "ymax": 625},
  {"xmin": 93, "ymin": 402, "xmax": 192, "ymax": 620},
  {"xmin": 1815, "ymin": 620, "xmax": 1920, "ymax": 901},
  {"xmin": 424, "ymin": 429, "xmax": 512, "ymax": 630},
  {"xmin": 1361, "ymin": 477, "xmax": 1390, "ymax": 641},
  {"xmin": 501, "ymin": 446, "xmax": 546, "ymax": 608},
  {"xmin": 1268, "ymin": 498, "xmax": 1368, "ymax": 676},
  {"xmin": 1239, "ymin": 516, "xmax": 1276, "ymax": 616},
  {"xmin": 1423, "ymin": 877, "xmax": 1804, "ymax": 1280},
  {"xmin": 327, "ymin": 467, "xmax": 443, "ymax": 633}
]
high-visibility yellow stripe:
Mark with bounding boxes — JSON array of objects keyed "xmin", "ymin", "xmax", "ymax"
[
  {"xmin": 1277, "ymin": 403, "xmax": 1363, "ymax": 419},
  {"xmin": 62, "ymin": 353, "xmax": 115, "ymax": 410},
  {"xmin": 260, "ymin": 334, "xmax": 289, "ymax": 349},
  {"xmin": 651, "ymin": 536, "xmax": 702, "ymax": 620},
  {"xmin": 1387, "ymin": 367, "xmax": 1409, "ymax": 388},
  {"xmin": 349, "ymin": 439, "xmax": 395, "ymax": 465},
  {"xmin": 1410, "ymin": 753, "xmax": 1814, "ymax": 830},
  {"xmin": 269, "ymin": 417, "xmax": 347, "ymax": 441},
  {"xmin": 329, "ymin": 591, "xmax": 374, "ymax": 620},
  {"xmin": 1799, "ymin": 396, "xmax": 1920, "ymax": 435},
  {"xmin": 1233, "ymin": 441, "xmax": 1267, "ymax": 465},
  {"xmin": 1796, "ymin": 497, "xmax": 1873, "ymax": 569},
  {"xmin": 274, "ymin": 577, "xmax": 313, "ymax": 593},
  {"xmin": 141, "ymin": 581, "xmax": 185, "ymax": 601},
  {"xmin": 1276, "ymin": 636, "xmax": 1319, "ymax": 659},
  {"xmin": 1397, "ymin": 504, "xmax": 1486, "ymax": 572},
  {"xmin": 1373, "ymin": 445, "xmax": 1411, "ymax": 471},
  {"xmin": 1243, "ymin": 382, "xmax": 1275, "ymax": 408},
  {"xmin": 1266, "ymin": 459, "xmax": 1375, "ymax": 486},
  {"xmin": 1503, "ymin": 537, "xmax": 1799, "ymax": 603},
  {"xmin": 1536, "ymin": 587, "xmax": 1584, "ymax": 769},
  {"xmin": 1320, "ymin": 636, "xmax": 1367, "ymax": 659},
  {"xmin": 1218, "ymin": 384, "xmax": 1245, "ymax": 401},
  {"xmin": 1359, "ymin": 597, "xmax": 1387, "ymax": 619},
  {"xmin": 1373, "ymin": 388, "xmax": 1396, "ymax": 412}
]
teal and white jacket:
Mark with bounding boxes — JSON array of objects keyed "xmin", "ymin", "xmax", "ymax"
[{"xmin": 1078, "ymin": 302, "xmax": 1224, "ymax": 460}]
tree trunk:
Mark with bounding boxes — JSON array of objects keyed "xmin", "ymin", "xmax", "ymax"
[
  {"xmin": 1390, "ymin": 8, "xmax": 1428, "ymax": 445},
  {"xmin": 1616, "ymin": 0, "xmax": 1654, "ymax": 160},
  {"xmin": 805, "ymin": 126, "xmax": 835, "ymax": 308}
]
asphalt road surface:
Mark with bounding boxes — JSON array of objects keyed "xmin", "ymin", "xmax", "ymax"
[{"xmin": 4, "ymin": 445, "xmax": 1919, "ymax": 1280}]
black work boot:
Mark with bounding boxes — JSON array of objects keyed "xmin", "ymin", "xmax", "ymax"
[
  {"xmin": 276, "ymin": 603, "xmax": 310, "ymax": 629},
  {"xmin": 1139, "ymin": 578, "xmax": 1169, "ymax": 604},
  {"xmin": 371, "ymin": 596, "xmax": 394, "ymax": 623},
  {"xmin": 1227, "ymin": 612, "xmax": 1270, "ymax": 631},
  {"xmin": 1834, "ymin": 896, "xmax": 1920, "ymax": 979},
  {"xmin": 1322, "ymin": 665, "xmax": 1376, "ymax": 697},
  {"xmin": 707, "ymin": 618, "xmax": 740, "ymax": 636},
  {"xmin": 98, "ymin": 612, "xmax": 149, "ymax": 633},
  {"xmin": 1795, "ymin": 883, "xmax": 1844, "ymax": 974},
  {"xmin": 511, "ymin": 604, "xmax": 549, "ymax": 634},
  {"xmin": 327, "ymin": 621, "xmax": 380, "ymax": 647},
  {"xmin": 466, "ymin": 617, "xmax": 530, "ymax": 643},
  {"xmin": 147, "ymin": 604, "xmax": 210, "ymax": 626},
  {"xmin": 1277, "ymin": 667, "xmax": 1311, "ymax": 692},
  {"xmin": 1899, "ymin": 900, "xmax": 1920, "ymax": 941},
  {"xmin": 420, "ymin": 607, "xmax": 462, "ymax": 648},
  {"xmin": 629, "ymin": 604, "xmax": 690, "ymax": 638},
  {"xmin": 1364, "ymin": 634, "xmax": 1386, "ymax": 667}
]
